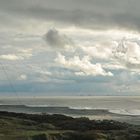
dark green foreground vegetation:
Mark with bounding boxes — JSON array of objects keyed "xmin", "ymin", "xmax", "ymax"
[{"xmin": 0, "ymin": 111, "xmax": 140, "ymax": 140}]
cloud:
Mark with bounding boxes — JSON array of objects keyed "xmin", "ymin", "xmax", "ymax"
[
  {"xmin": 81, "ymin": 41, "xmax": 116, "ymax": 60},
  {"xmin": 18, "ymin": 49, "xmax": 33, "ymax": 59},
  {"xmin": 113, "ymin": 39, "xmax": 140, "ymax": 70},
  {"xmin": 78, "ymin": 34, "xmax": 140, "ymax": 73},
  {"xmin": 1, "ymin": 0, "xmax": 140, "ymax": 31},
  {"xmin": 1, "ymin": 0, "xmax": 140, "ymax": 95},
  {"xmin": 55, "ymin": 53, "xmax": 113, "ymax": 76},
  {"xmin": 18, "ymin": 74, "xmax": 27, "ymax": 80},
  {"xmin": 44, "ymin": 28, "xmax": 73, "ymax": 49},
  {"xmin": 32, "ymin": 65, "xmax": 52, "ymax": 76},
  {"xmin": 0, "ymin": 51, "xmax": 32, "ymax": 61},
  {"xmin": 0, "ymin": 54, "xmax": 23, "ymax": 60}
]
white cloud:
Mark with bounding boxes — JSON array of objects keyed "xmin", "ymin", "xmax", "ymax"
[
  {"xmin": 55, "ymin": 53, "xmax": 113, "ymax": 76},
  {"xmin": 18, "ymin": 74, "xmax": 27, "ymax": 80},
  {"xmin": 0, "ymin": 24, "xmax": 140, "ymax": 95},
  {"xmin": 0, "ymin": 52, "xmax": 33, "ymax": 61},
  {"xmin": 30, "ymin": 65, "xmax": 52, "ymax": 76},
  {"xmin": 75, "ymin": 32, "xmax": 140, "ymax": 73},
  {"xmin": 0, "ymin": 54, "xmax": 23, "ymax": 60},
  {"xmin": 0, "ymin": 48, "xmax": 33, "ymax": 61},
  {"xmin": 81, "ymin": 41, "xmax": 116, "ymax": 60},
  {"xmin": 114, "ymin": 39, "xmax": 140, "ymax": 70},
  {"xmin": 18, "ymin": 49, "xmax": 33, "ymax": 59},
  {"xmin": 103, "ymin": 62, "xmax": 126, "ymax": 70},
  {"xmin": 124, "ymin": 41, "xmax": 140, "ymax": 64}
]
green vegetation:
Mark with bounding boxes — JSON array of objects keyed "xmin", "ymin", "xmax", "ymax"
[{"xmin": 0, "ymin": 111, "xmax": 140, "ymax": 140}]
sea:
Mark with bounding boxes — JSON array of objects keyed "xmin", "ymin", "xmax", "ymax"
[{"xmin": 0, "ymin": 96, "xmax": 140, "ymax": 125}]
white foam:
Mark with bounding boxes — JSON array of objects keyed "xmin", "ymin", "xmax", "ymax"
[
  {"xmin": 25, "ymin": 105, "xmax": 50, "ymax": 107},
  {"xmin": 69, "ymin": 106, "xmax": 93, "ymax": 110},
  {"xmin": 109, "ymin": 109, "xmax": 140, "ymax": 116}
]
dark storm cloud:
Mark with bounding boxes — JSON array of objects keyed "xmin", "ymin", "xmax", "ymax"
[
  {"xmin": 44, "ymin": 28, "xmax": 73, "ymax": 48},
  {"xmin": 0, "ymin": 0, "xmax": 140, "ymax": 31}
]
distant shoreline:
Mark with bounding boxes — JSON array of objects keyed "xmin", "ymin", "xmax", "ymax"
[
  {"xmin": 0, "ymin": 104, "xmax": 140, "ymax": 126},
  {"xmin": 0, "ymin": 104, "xmax": 140, "ymax": 116},
  {"xmin": 0, "ymin": 95, "xmax": 140, "ymax": 99},
  {"xmin": 0, "ymin": 96, "xmax": 140, "ymax": 126}
]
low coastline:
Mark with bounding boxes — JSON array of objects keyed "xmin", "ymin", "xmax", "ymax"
[
  {"xmin": 0, "ymin": 104, "xmax": 140, "ymax": 125},
  {"xmin": 0, "ymin": 111, "xmax": 140, "ymax": 140}
]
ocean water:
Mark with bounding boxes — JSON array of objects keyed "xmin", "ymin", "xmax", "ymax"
[{"xmin": 0, "ymin": 96, "xmax": 140, "ymax": 125}]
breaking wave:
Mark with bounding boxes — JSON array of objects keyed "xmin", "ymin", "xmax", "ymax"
[
  {"xmin": 0, "ymin": 104, "xmax": 140, "ymax": 116},
  {"xmin": 109, "ymin": 109, "xmax": 140, "ymax": 116}
]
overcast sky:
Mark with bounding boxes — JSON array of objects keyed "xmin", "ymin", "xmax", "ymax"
[{"xmin": 0, "ymin": 0, "xmax": 140, "ymax": 96}]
